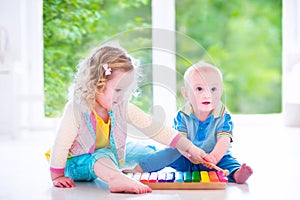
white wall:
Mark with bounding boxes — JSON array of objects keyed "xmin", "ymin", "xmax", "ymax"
[{"xmin": 0, "ymin": 0, "xmax": 47, "ymax": 136}]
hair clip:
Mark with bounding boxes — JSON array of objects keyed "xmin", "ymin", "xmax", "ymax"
[{"xmin": 103, "ymin": 64, "xmax": 112, "ymax": 76}]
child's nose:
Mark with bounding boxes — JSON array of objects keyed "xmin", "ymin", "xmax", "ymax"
[
  {"xmin": 117, "ymin": 93, "xmax": 124, "ymax": 101},
  {"xmin": 203, "ymin": 88, "xmax": 211, "ymax": 98}
]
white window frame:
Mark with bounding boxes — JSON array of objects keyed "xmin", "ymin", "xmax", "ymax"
[{"xmin": 282, "ymin": 0, "xmax": 300, "ymax": 126}]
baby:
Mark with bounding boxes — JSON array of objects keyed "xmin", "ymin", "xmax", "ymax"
[{"xmin": 127, "ymin": 61, "xmax": 253, "ymax": 184}]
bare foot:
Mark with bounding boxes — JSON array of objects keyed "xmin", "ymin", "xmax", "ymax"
[
  {"xmin": 233, "ymin": 163, "xmax": 253, "ymax": 184},
  {"xmin": 108, "ymin": 173, "xmax": 152, "ymax": 194}
]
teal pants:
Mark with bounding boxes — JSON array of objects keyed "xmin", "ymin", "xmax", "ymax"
[{"xmin": 64, "ymin": 141, "xmax": 156, "ymax": 181}]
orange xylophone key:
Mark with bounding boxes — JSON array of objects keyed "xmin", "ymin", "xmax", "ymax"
[{"xmin": 208, "ymin": 171, "xmax": 219, "ymax": 182}]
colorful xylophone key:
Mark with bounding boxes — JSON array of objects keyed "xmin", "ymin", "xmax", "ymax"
[
  {"xmin": 149, "ymin": 172, "xmax": 158, "ymax": 183},
  {"xmin": 128, "ymin": 170, "xmax": 228, "ymax": 190},
  {"xmin": 175, "ymin": 171, "xmax": 184, "ymax": 182}
]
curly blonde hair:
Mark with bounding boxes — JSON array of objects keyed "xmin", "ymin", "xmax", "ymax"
[{"xmin": 71, "ymin": 44, "xmax": 135, "ymax": 109}]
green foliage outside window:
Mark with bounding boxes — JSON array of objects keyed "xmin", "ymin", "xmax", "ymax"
[
  {"xmin": 176, "ymin": 0, "xmax": 282, "ymax": 114},
  {"xmin": 44, "ymin": 0, "xmax": 282, "ymax": 117},
  {"xmin": 43, "ymin": 0, "xmax": 151, "ymax": 117}
]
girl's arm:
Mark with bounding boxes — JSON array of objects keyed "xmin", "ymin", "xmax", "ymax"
[
  {"xmin": 50, "ymin": 102, "xmax": 78, "ymax": 187},
  {"xmin": 126, "ymin": 104, "xmax": 207, "ymax": 162},
  {"xmin": 51, "ymin": 171, "xmax": 75, "ymax": 188}
]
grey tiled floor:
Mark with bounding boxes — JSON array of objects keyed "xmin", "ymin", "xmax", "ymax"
[{"xmin": 0, "ymin": 114, "xmax": 299, "ymax": 200}]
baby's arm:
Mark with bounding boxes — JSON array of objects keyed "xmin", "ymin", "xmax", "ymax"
[
  {"xmin": 50, "ymin": 102, "xmax": 78, "ymax": 187},
  {"xmin": 204, "ymin": 136, "xmax": 231, "ymax": 164},
  {"xmin": 204, "ymin": 112, "xmax": 233, "ymax": 165}
]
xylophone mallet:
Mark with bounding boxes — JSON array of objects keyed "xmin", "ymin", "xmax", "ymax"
[{"xmin": 202, "ymin": 161, "xmax": 229, "ymax": 176}]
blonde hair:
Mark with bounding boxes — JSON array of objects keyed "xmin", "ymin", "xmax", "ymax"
[
  {"xmin": 71, "ymin": 44, "xmax": 135, "ymax": 109},
  {"xmin": 183, "ymin": 61, "xmax": 223, "ymax": 86}
]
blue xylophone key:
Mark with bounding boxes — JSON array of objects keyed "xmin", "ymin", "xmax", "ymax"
[
  {"xmin": 166, "ymin": 172, "xmax": 175, "ymax": 182},
  {"xmin": 157, "ymin": 172, "xmax": 167, "ymax": 182},
  {"xmin": 183, "ymin": 171, "xmax": 192, "ymax": 182},
  {"xmin": 175, "ymin": 171, "xmax": 184, "ymax": 182}
]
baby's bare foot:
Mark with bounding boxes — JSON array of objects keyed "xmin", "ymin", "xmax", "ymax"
[
  {"xmin": 108, "ymin": 173, "xmax": 151, "ymax": 194},
  {"xmin": 233, "ymin": 163, "xmax": 253, "ymax": 184}
]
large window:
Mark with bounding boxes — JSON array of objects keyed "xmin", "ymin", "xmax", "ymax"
[{"xmin": 44, "ymin": 0, "xmax": 282, "ymax": 117}]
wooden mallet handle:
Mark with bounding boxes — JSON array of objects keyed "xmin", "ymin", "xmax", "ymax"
[{"xmin": 202, "ymin": 161, "xmax": 229, "ymax": 176}]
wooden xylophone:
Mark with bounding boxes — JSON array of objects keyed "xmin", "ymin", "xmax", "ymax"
[{"xmin": 126, "ymin": 170, "xmax": 228, "ymax": 190}]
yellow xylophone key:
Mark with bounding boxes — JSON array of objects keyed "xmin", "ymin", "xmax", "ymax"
[{"xmin": 200, "ymin": 171, "xmax": 210, "ymax": 182}]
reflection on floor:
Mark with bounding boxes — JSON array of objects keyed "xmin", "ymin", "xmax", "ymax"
[{"xmin": 0, "ymin": 114, "xmax": 300, "ymax": 200}]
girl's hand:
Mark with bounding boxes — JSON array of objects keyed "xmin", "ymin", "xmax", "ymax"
[
  {"xmin": 52, "ymin": 176, "xmax": 75, "ymax": 188},
  {"xmin": 186, "ymin": 144, "xmax": 207, "ymax": 164}
]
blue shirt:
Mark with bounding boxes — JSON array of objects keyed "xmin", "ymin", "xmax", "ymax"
[{"xmin": 174, "ymin": 102, "xmax": 233, "ymax": 154}]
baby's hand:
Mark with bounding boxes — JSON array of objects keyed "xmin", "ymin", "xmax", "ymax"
[
  {"xmin": 52, "ymin": 176, "xmax": 75, "ymax": 188},
  {"xmin": 186, "ymin": 144, "xmax": 207, "ymax": 164},
  {"xmin": 203, "ymin": 154, "xmax": 218, "ymax": 165}
]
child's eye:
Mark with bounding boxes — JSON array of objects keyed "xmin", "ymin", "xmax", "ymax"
[
  {"xmin": 211, "ymin": 87, "xmax": 217, "ymax": 92},
  {"xmin": 196, "ymin": 87, "xmax": 203, "ymax": 92},
  {"xmin": 115, "ymin": 89, "xmax": 122, "ymax": 92}
]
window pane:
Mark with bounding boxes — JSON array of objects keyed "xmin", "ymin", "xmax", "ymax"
[
  {"xmin": 176, "ymin": 0, "xmax": 282, "ymax": 114},
  {"xmin": 43, "ymin": 0, "xmax": 152, "ymax": 117}
]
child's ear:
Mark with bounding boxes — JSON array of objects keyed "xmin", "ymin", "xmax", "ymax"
[{"xmin": 181, "ymin": 87, "xmax": 189, "ymax": 100}]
